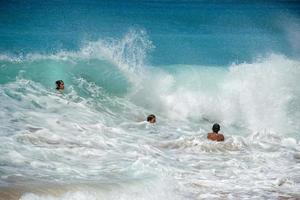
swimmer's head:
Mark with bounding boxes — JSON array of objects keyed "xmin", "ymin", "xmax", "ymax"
[
  {"xmin": 147, "ymin": 114, "xmax": 156, "ymax": 123},
  {"xmin": 55, "ymin": 80, "xmax": 64, "ymax": 90},
  {"xmin": 212, "ymin": 123, "xmax": 220, "ymax": 133}
]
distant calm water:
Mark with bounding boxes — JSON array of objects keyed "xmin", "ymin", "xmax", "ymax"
[{"xmin": 0, "ymin": 1, "xmax": 300, "ymax": 199}]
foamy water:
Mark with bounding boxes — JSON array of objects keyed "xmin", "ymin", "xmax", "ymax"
[
  {"xmin": 1, "ymin": 47, "xmax": 300, "ymax": 199},
  {"xmin": 1, "ymin": 2, "xmax": 300, "ymax": 199}
]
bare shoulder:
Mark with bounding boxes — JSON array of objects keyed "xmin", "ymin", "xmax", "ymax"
[
  {"xmin": 207, "ymin": 132, "xmax": 217, "ymax": 141},
  {"xmin": 207, "ymin": 132, "xmax": 224, "ymax": 142},
  {"xmin": 218, "ymin": 134, "xmax": 225, "ymax": 141},
  {"xmin": 207, "ymin": 132, "xmax": 213, "ymax": 139}
]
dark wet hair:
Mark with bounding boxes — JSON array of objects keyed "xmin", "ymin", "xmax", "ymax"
[
  {"xmin": 147, "ymin": 114, "xmax": 156, "ymax": 122},
  {"xmin": 212, "ymin": 123, "xmax": 220, "ymax": 133},
  {"xmin": 55, "ymin": 80, "xmax": 64, "ymax": 90}
]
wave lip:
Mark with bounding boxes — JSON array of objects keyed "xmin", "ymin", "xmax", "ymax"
[{"xmin": 1, "ymin": 52, "xmax": 300, "ymax": 135}]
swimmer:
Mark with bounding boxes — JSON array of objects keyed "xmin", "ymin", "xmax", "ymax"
[
  {"xmin": 147, "ymin": 114, "xmax": 156, "ymax": 124},
  {"xmin": 207, "ymin": 123, "xmax": 224, "ymax": 141},
  {"xmin": 55, "ymin": 80, "xmax": 64, "ymax": 91}
]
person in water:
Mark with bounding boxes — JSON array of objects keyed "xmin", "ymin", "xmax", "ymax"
[
  {"xmin": 147, "ymin": 114, "xmax": 156, "ymax": 123},
  {"xmin": 207, "ymin": 123, "xmax": 224, "ymax": 141},
  {"xmin": 55, "ymin": 80, "xmax": 64, "ymax": 91}
]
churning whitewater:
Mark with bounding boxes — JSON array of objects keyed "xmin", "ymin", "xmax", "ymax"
[{"xmin": 0, "ymin": 1, "xmax": 300, "ymax": 200}]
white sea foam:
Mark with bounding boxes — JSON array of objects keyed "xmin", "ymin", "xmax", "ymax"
[
  {"xmin": 19, "ymin": 178, "xmax": 181, "ymax": 200},
  {"xmin": 1, "ymin": 31, "xmax": 300, "ymax": 199},
  {"xmin": 0, "ymin": 29, "xmax": 153, "ymax": 85},
  {"xmin": 1, "ymin": 33, "xmax": 299, "ymax": 138},
  {"xmin": 126, "ymin": 54, "xmax": 300, "ymax": 136},
  {"xmin": 0, "ymin": 68, "xmax": 299, "ymax": 199}
]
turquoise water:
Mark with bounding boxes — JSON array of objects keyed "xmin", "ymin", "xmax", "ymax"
[
  {"xmin": 0, "ymin": 1, "xmax": 300, "ymax": 199},
  {"xmin": 1, "ymin": 1, "xmax": 299, "ymax": 65}
]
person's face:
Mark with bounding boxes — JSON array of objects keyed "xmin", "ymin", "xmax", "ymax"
[
  {"xmin": 150, "ymin": 118, "xmax": 156, "ymax": 123},
  {"xmin": 59, "ymin": 82, "xmax": 64, "ymax": 90}
]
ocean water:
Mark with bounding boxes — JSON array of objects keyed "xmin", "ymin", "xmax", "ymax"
[{"xmin": 1, "ymin": 1, "xmax": 300, "ymax": 200}]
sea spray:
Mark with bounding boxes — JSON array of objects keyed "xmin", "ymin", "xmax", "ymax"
[{"xmin": 0, "ymin": 29, "xmax": 300, "ymax": 199}]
